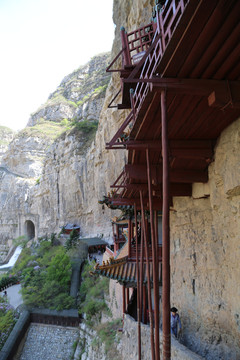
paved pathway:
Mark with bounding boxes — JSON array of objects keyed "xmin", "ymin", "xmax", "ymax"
[
  {"xmin": 5, "ymin": 284, "xmax": 23, "ymax": 308},
  {"xmin": 14, "ymin": 323, "xmax": 79, "ymax": 360}
]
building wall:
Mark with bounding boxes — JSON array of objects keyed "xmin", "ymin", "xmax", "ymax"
[{"xmin": 170, "ymin": 118, "xmax": 240, "ymax": 359}]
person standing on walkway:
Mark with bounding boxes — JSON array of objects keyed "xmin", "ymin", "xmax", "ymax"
[{"xmin": 171, "ymin": 307, "xmax": 182, "ymax": 338}]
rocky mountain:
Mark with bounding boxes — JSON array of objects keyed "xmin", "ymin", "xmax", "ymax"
[
  {"xmin": 28, "ymin": 53, "xmax": 111, "ymax": 127},
  {"xmin": 0, "ymin": 126, "xmax": 15, "ymax": 162},
  {"xmin": 0, "ymin": 0, "xmax": 153, "ymax": 260},
  {"xmin": 0, "ymin": 52, "xmax": 121, "ymax": 260}
]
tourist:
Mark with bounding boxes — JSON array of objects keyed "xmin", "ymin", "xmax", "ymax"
[{"xmin": 171, "ymin": 307, "xmax": 182, "ymax": 339}]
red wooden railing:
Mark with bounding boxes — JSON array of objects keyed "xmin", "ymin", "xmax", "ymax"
[
  {"xmin": 105, "ymin": 246, "xmax": 114, "ymax": 256},
  {"xmin": 106, "ymin": 0, "xmax": 189, "ymax": 147},
  {"xmin": 125, "ymin": 23, "xmax": 155, "ymax": 65},
  {"xmin": 128, "ymin": 244, "xmax": 162, "ymax": 262},
  {"xmin": 133, "ymin": 0, "xmax": 189, "ymax": 120},
  {"xmin": 113, "ymin": 234, "xmax": 126, "ymax": 244}
]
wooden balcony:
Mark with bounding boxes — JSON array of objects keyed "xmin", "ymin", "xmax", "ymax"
[
  {"xmin": 128, "ymin": 243, "xmax": 162, "ymax": 262},
  {"xmin": 107, "ymin": 0, "xmax": 190, "ymax": 132},
  {"xmin": 113, "ymin": 233, "xmax": 126, "ymax": 244}
]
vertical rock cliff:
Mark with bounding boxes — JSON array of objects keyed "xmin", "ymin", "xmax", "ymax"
[{"xmin": 0, "ymin": 0, "xmax": 155, "ymax": 250}]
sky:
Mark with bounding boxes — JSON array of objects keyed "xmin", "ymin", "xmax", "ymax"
[{"xmin": 0, "ymin": 0, "xmax": 114, "ymax": 131}]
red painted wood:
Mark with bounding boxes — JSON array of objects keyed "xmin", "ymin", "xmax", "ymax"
[{"xmin": 161, "ymin": 90, "xmax": 171, "ymax": 360}]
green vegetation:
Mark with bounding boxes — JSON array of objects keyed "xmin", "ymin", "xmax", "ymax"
[
  {"xmin": 0, "ymin": 125, "xmax": 14, "ymax": 133},
  {"xmin": 0, "ymin": 296, "xmax": 19, "ymax": 351},
  {"xmin": 93, "ymin": 84, "xmax": 108, "ymax": 96},
  {"xmin": 0, "ymin": 140, "xmax": 10, "ymax": 146},
  {"xmin": 60, "ymin": 118, "xmax": 71, "ymax": 127},
  {"xmin": 46, "ymin": 94, "xmax": 77, "ymax": 108},
  {"xmin": 72, "ymin": 119, "xmax": 98, "ymax": 134},
  {"xmin": 76, "ymin": 94, "xmax": 91, "ymax": 106},
  {"xmin": 0, "ymin": 125, "xmax": 14, "ymax": 145},
  {"xmin": 79, "ymin": 262, "xmax": 110, "ymax": 327},
  {"xmin": 11, "ymin": 240, "xmax": 75, "ymax": 310},
  {"xmin": 13, "ymin": 235, "xmax": 30, "ymax": 249},
  {"xmin": 65, "ymin": 229, "xmax": 80, "ymax": 251},
  {"xmin": 17, "ymin": 120, "xmax": 70, "ymax": 141},
  {"xmin": 35, "ymin": 177, "xmax": 41, "ymax": 185},
  {"xmin": 93, "ymin": 319, "xmax": 122, "ymax": 357},
  {"xmin": 0, "ymin": 275, "xmax": 19, "ymax": 292}
]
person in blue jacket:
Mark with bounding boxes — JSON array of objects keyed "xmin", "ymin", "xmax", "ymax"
[{"xmin": 171, "ymin": 307, "xmax": 182, "ymax": 338}]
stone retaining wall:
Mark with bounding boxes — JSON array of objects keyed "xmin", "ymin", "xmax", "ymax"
[
  {"xmin": 0, "ymin": 311, "xmax": 30, "ymax": 360},
  {"xmin": 121, "ymin": 314, "xmax": 204, "ymax": 360}
]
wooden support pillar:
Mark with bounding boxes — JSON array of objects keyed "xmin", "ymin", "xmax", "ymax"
[
  {"xmin": 123, "ymin": 285, "xmax": 126, "ymax": 320},
  {"xmin": 140, "ymin": 190, "xmax": 155, "ymax": 360},
  {"xmin": 146, "ymin": 148, "xmax": 160, "ymax": 360},
  {"xmin": 161, "ymin": 90, "xmax": 171, "ymax": 359},
  {"xmin": 128, "ymin": 218, "xmax": 132, "ymax": 258},
  {"xmin": 126, "ymin": 288, "xmax": 130, "ymax": 307},
  {"xmin": 140, "ymin": 212, "xmax": 144, "ymax": 324},
  {"xmin": 120, "ymin": 27, "xmax": 131, "ymax": 67},
  {"xmin": 154, "ymin": 210, "xmax": 160, "ymax": 328},
  {"xmin": 135, "ymin": 204, "xmax": 141, "ymax": 360},
  {"xmin": 143, "ymin": 284, "xmax": 147, "ymax": 324}
]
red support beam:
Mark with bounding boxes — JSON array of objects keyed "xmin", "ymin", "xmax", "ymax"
[
  {"xmin": 110, "ymin": 198, "xmax": 163, "ymax": 209},
  {"xmin": 128, "ymin": 218, "xmax": 131, "ymax": 259},
  {"xmin": 140, "ymin": 190, "xmax": 155, "ymax": 360},
  {"xmin": 123, "ymin": 285, "xmax": 126, "ymax": 321},
  {"xmin": 134, "ymin": 203, "xmax": 141, "ymax": 360},
  {"xmin": 143, "ymin": 285, "xmax": 147, "ymax": 325},
  {"xmin": 126, "ymin": 288, "xmax": 129, "ymax": 307},
  {"xmin": 146, "ymin": 148, "xmax": 160, "ymax": 360},
  {"xmin": 140, "ymin": 216, "xmax": 144, "ymax": 325},
  {"xmin": 161, "ymin": 90, "xmax": 171, "ymax": 360},
  {"xmin": 125, "ymin": 164, "xmax": 208, "ymax": 183},
  {"xmin": 123, "ymin": 77, "xmax": 240, "ymax": 104}
]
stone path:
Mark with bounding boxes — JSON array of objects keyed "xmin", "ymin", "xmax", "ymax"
[
  {"xmin": 16, "ymin": 323, "xmax": 79, "ymax": 360},
  {"xmin": 5, "ymin": 284, "xmax": 23, "ymax": 308}
]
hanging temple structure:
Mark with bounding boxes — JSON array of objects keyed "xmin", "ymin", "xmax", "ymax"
[{"xmin": 95, "ymin": 1, "xmax": 240, "ymax": 359}]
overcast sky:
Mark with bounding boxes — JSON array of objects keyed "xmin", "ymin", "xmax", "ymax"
[{"xmin": 0, "ymin": 0, "xmax": 114, "ymax": 131}]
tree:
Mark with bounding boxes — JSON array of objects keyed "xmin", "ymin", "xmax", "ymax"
[{"xmin": 46, "ymin": 247, "xmax": 72, "ymax": 289}]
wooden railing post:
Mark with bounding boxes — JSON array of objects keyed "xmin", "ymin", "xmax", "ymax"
[
  {"xmin": 140, "ymin": 190, "xmax": 155, "ymax": 360},
  {"xmin": 120, "ymin": 27, "xmax": 131, "ymax": 67},
  {"xmin": 161, "ymin": 90, "xmax": 171, "ymax": 360},
  {"xmin": 135, "ymin": 203, "xmax": 141, "ymax": 360},
  {"xmin": 146, "ymin": 148, "xmax": 160, "ymax": 360}
]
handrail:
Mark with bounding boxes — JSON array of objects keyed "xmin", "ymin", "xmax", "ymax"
[
  {"xmin": 106, "ymin": 110, "xmax": 134, "ymax": 149},
  {"xmin": 133, "ymin": 0, "xmax": 189, "ymax": 118},
  {"xmin": 106, "ymin": 48, "xmax": 126, "ymax": 73},
  {"xmin": 108, "ymin": 88, "xmax": 121, "ymax": 109}
]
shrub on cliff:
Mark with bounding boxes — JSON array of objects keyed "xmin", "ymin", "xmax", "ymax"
[
  {"xmin": 72, "ymin": 119, "xmax": 98, "ymax": 134},
  {"xmin": 0, "ymin": 297, "xmax": 20, "ymax": 351},
  {"xmin": 79, "ymin": 262, "xmax": 110, "ymax": 326},
  {"xmin": 11, "ymin": 241, "xmax": 75, "ymax": 311}
]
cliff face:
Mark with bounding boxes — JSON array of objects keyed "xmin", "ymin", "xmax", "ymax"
[
  {"xmin": 0, "ymin": 53, "xmax": 117, "ymax": 258},
  {"xmin": 170, "ymin": 118, "xmax": 240, "ymax": 359},
  {"xmin": 0, "ymin": 126, "xmax": 15, "ymax": 162},
  {"xmin": 1, "ymin": 1, "xmax": 239, "ymax": 358},
  {"xmin": 0, "ymin": 0, "xmax": 155, "ymax": 250}
]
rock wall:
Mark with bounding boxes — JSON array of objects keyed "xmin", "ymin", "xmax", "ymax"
[
  {"xmin": 0, "ymin": 53, "xmax": 118, "ymax": 249},
  {"xmin": 121, "ymin": 314, "xmax": 204, "ymax": 360},
  {"xmin": 170, "ymin": 118, "xmax": 240, "ymax": 359},
  {"xmin": 0, "ymin": 126, "xmax": 15, "ymax": 162},
  {"xmin": 0, "ymin": 0, "xmax": 239, "ymax": 358},
  {"xmin": 76, "ymin": 323, "xmax": 122, "ymax": 360}
]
